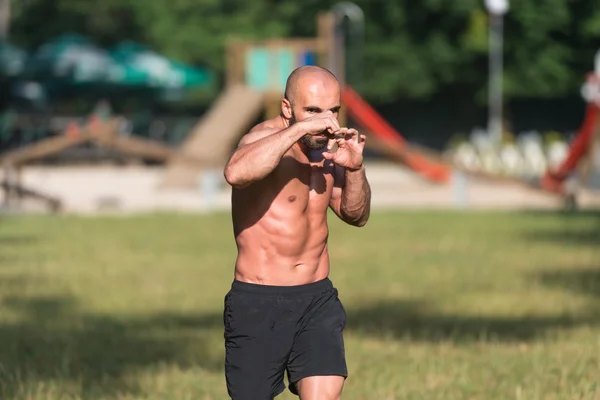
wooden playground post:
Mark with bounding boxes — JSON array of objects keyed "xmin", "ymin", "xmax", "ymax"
[
  {"xmin": 225, "ymin": 39, "xmax": 245, "ymax": 89},
  {"xmin": 317, "ymin": 11, "xmax": 347, "ymax": 127},
  {"xmin": 223, "ymin": 12, "xmax": 348, "ymax": 126},
  {"xmin": 265, "ymin": 93, "xmax": 281, "ymax": 120}
]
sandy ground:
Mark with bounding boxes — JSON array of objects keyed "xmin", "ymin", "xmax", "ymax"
[{"xmin": 1, "ymin": 161, "xmax": 599, "ymax": 215}]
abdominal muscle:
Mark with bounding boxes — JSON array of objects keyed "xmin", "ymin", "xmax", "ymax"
[{"xmin": 232, "ymin": 188, "xmax": 332, "ymax": 286}]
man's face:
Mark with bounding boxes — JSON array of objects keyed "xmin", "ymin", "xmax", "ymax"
[{"xmin": 286, "ymin": 78, "xmax": 341, "ymax": 150}]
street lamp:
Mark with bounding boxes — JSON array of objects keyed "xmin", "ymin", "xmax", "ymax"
[
  {"xmin": 484, "ymin": 0, "xmax": 509, "ymax": 147},
  {"xmin": 0, "ymin": 0, "xmax": 10, "ymax": 40},
  {"xmin": 330, "ymin": 2, "xmax": 365, "ymax": 89}
]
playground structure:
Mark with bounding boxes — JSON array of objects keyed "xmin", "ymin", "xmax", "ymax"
[
  {"xmin": 159, "ymin": 13, "xmax": 336, "ymax": 188},
  {"xmin": 0, "ymin": 115, "xmax": 207, "ymax": 211},
  {"xmin": 159, "ymin": 5, "xmax": 600, "ymax": 196},
  {"xmin": 541, "ymin": 50, "xmax": 600, "ymax": 200},
  {"xmin": 159, "ymin": 7, "xmax": 453, "ymax": 189},
  {"xmin": 1, "ymin": 5, "xmax": 456, "ymax": 212},
  {"xmin": 2, "ymin": 4, "xmax": 599, "ymax": 213}
]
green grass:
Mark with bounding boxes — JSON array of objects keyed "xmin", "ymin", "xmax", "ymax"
[{"xmin": 0, "ymin": 210, "xmax": 599, "ymax": 399}]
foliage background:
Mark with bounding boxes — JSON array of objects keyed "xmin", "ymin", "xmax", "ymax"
[{"xmin": 8, "ymin": 0, "xmax": 600, "ymax": 147}]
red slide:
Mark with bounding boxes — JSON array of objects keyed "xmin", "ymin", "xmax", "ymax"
[
  {"xmin": 341, "ymin": 85, "xmax": 451, "ymax": 183},
  {"xmin": 542, "ymin": 101, "xmax": 599, "ymax": 194}
]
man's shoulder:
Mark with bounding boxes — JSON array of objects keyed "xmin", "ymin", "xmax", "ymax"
[
  {"xmin": 237, "ymin": 117, "xmax": 285, "ymax": 148},
  {"xmin": 249, "ymin": 117, "xmax": 283, "ymax": 132}
]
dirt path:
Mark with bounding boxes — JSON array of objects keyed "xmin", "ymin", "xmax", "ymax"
[{"xmin": 2, "ymin": 162, "xmax": 599, "ymax": 214}]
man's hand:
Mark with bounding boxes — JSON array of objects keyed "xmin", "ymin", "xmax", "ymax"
[
  {"xmin": 322, "ymin": 128, "xmax": 366, "ymax": 170},
  {"xmin": 296, "ymin": 111, "xmax": 341, "ymax": 136}
]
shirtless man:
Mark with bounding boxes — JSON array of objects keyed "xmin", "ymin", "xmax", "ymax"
[{"xmin": 222, "ymin": 65, "xmax": 371, "ymax": 400}]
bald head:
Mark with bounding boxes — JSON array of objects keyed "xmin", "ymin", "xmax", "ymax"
[
  {"xmin": 281, "ymin": 65, "xmax": 341, "ymax": 151},
  {"xmin": 284, "ymin": 65, "xmax": 340, "ymax": 105}
]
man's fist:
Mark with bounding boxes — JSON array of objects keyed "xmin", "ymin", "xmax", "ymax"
[
  {"xmin": 323, "ymin": 127, "xmax": 366, "ymax": 170},
  {"xmin": 297, "ymin": 111, "xmax": 340, "ymax": 136}
]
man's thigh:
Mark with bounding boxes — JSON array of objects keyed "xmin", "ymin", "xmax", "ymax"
[
  {"xmin": 223, "ymin": 290, "xmax": 291, "ymax": 399},
  {"xmin": 295, "ymin": 376, "xmax": 345, "ymax": 400},
  {"xmin": 286, "ymin": 288, "xmax": 348, "ymax": 396}
]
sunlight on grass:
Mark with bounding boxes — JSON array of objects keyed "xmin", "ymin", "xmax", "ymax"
[{"xmin": 0, "ymin": 210, "xmax": 599, "ymax": 399}]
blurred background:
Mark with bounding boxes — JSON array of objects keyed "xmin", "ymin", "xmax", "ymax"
[{"xmin": 0, "ymin": 1, "xmax": 599, "ymax": 399}]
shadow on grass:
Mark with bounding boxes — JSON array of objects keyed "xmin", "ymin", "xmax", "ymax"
[
  {"xmin": 536, "ymin": 266, "xmax": 600, "ymax": 299},
  {"xmin": 0, "ymin": 235, "xmax": 38, "ymax": 245},
  {"xmin": 345, "ymin": 261, "xmax": 600, "ymax": 344},
  {"xmin": 0, "ymin": 294, "xmax": 225, "ymax": 399},
  {"xmin": 344, "ymin": 299, "xmax": 598, "ymax": 343},
  {"xmin": 0, "ymin": 231, "xmax": 226, "ymax": 398},
  {"xmin": 524, "ymin": 228, "xmax": 600, "ymax": 246},
  {"xmin": 0, "ymin": 234, "xmax": 39, "ymax": 263},
  {"xmin": 518, "ymin": 210, "xmax": 600, "ymax": 246}
]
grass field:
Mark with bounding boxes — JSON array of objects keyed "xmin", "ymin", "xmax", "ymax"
[{"xmin": 0, "ymin": 210, "xmax": 599, "ymax": 399}]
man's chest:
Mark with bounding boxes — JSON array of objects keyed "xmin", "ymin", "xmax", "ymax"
[{"xmin": 272, "ymin": 154, "xmax": 337, "ymax": 209}]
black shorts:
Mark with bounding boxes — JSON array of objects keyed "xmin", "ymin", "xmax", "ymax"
[{"xmin": 223, "ymin": 277, "xmax": 348, "ymax": 399}]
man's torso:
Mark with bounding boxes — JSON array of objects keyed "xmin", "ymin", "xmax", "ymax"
[{"xmin": 231, "ymin": 118, "xmax": 338, "ymax": 286}]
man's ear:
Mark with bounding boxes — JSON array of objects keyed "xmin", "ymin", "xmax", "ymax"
[{"xmin": 281, "ymin": 98, "xmax": 293, "ymax": 119}]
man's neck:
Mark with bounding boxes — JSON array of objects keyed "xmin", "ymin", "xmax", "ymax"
[{"xmin": 298, "ymin": 141, "xmax": 310, "ymax": 155}]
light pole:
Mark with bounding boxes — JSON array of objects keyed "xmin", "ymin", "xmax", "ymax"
[
  {"xmin": 484, "ymin": 0, "xmax": 509, "ymax": 147},
  {"xmin": 0, "ymin": 0, "xmax": 9, "ymax": 40},
  {"xmin": 329, "ymin": 2, "xmax": 364, "ymax": 89}
]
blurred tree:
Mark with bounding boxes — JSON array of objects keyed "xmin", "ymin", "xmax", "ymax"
[{"xmin": 8, "ymin": 0, "xmax": 600, "ymax": 105}]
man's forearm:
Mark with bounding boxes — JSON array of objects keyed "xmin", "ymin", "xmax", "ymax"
[
  {"xmin": 340, "ymin": 166, "xmax": 371, "ymax": 226},
  {"xmin": 224, "ymin": 125, "xmax": 305, "ymax": 188}
]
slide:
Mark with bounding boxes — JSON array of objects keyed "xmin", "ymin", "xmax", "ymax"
[
  {"xmin": 542, "ymin": 101, "xmax": 600, "ymax": 194},
  {"xmin": 341, "ymin": 85, "xmax": 451, "ymax": 183},
  {"xmin": 160, "ymin": 85, "xmax": 266, "ymax": 188}
]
